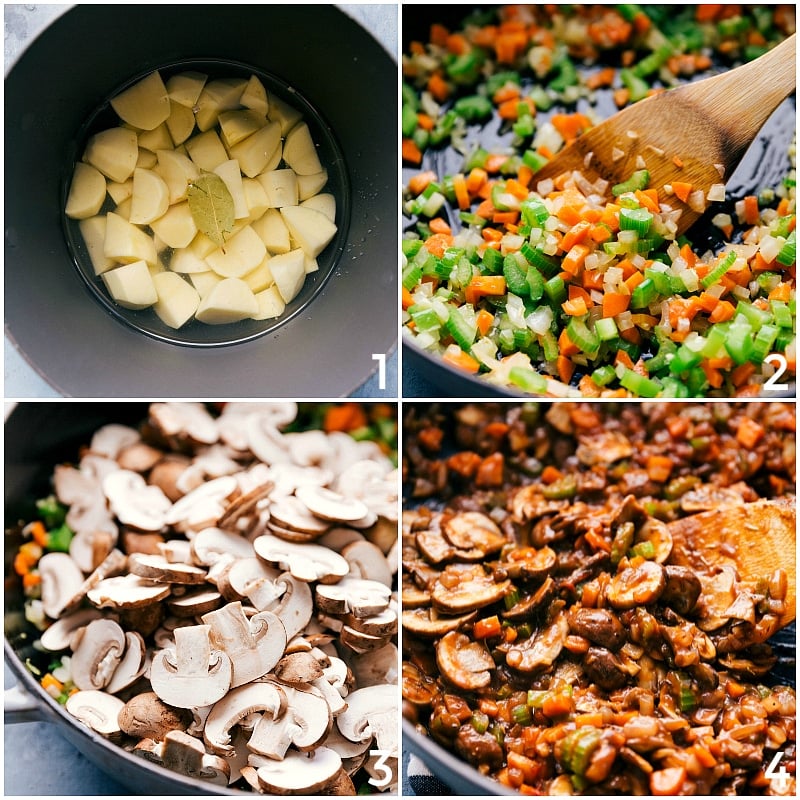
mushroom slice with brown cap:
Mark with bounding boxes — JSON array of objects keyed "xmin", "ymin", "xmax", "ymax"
[
  {"xmin": 191, "ymin": 527, "xmax": 256, "ymax": 566},
  {"xmin": 202, "ymin": 602, "xmax": 287, "ymax": 687},
  {"xmin": 505, "ymin": 612, "xmax": 570, "ymax": 673},
  {"xmin": 105, "ymin": 631, "xmax": 147, "ymax": 694},
  {"xmin": 267, "ymin": 573, "xmax": 313, "ymax": 641},
  {"xmin": 70, "ymin": 618, "xmax": 127, "ymax": 690},
  {"xmin": 253, "ymin": 746, "xmax": 343, "ymax": 795},
  {"xmin": 89, "ymin": 423, "xmax": 141, "ymax": 459},
  {"xmin": 128, "ymin": 552, "xmax": 208, "ymax": 584},
  {"xmin": 149, "ymin": 455, "xmax": 191, "ymax": 502},
  {"xmin": 336, "ymin": 684, "xmax": 397, "ymax": 756},
  {"xmin": 401, "ymin": 607, "xmax": 477, "ymax": 638},
  {"xmin": 37, "ymin": 551, "xmax": 87, "ymax": 619},
  {"xmin": 168, "ymin": 589, "xmax": 223, "ymax": 618},
  {"xmin": 295, "ymin": 485, "xmax": 369, "ymax": 523},
  {"xmin": 344, "ymin": 608, "xmax": 398, "ymax": 638},
  {"xmin": 315, "ymin": 577, "xmax": 392, "ymax": 618},
  {"xmin": 501, "ymin": 546, "xmax": 558, "ymax": 581},
  {"xmin": 273, "ymin": 651, "xmax": 324, "ymax": 685},
  {"xmin": 65, "ymin": 690, "xmax": 125, "ymax": 738},
  {"xmin": 204, "ymin": 681, "xmax": 288, "ymax": 755},
  {"xmin": 253, "ymin": 535, "xmax": 349, "ymax": 583},
  {"xmin": 442, "ymin": 511, "xmax": 507, "ymax": 556},
  {"xmin": 86, "ymin": 574, "xmax": 172, "ymax": 609},
  {"xmin": 119, "ymin": 691, "xmax": 194, "ymax": 740},
  {"xmin": 430, "ymin": 564, "xmax": 511, "ymax": 614},
  {"xmin": 150, "ymin": 624, "xmax": 233, "ymax": 708},
  {"xmin": 217, "ymin": 481, "xmax": 274, "ymax": 532},
  {"xmin": 341, "ymin": 540, "xmax": 393, "ymax": 588},
  {"xmin": 268, "ymin": 496, "xmax": 332, "ymax": 541},
  {"xmin": 340, "ymin": 625, "xmax": 392, "ymax": 654},
  {"xmin": 246, "ymin": 683, "xmax": 332, "ymax": 759},
  {"xmin": 68, "ymin": 529, "xmax": 115, "ymax": 574},
  {"xmin": 102, "ymin": 469, "xmax": 172, "ymax": 531},
  {"xmin": 605, "ymin": 560, "xmax": 666, "ymax": 610},
  {"xmin": 436, "ymin": 631, "xmax": 495, "ymax": 690},
  {"xmin": 346, "ymin": 642, "xmax": 397, "ymax": 688},
  {"xmin": 117, "ymin": 441, "xmax": 165, "ymax": 473},
  {"xmin": 165, "ymin": 474, "xmax": 239, "ymax": 531},
  {"xmin": 39, "ymin": 607, "xmax": 105, "ymax": 652}
]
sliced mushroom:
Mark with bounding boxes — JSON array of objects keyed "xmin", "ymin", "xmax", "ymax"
[
  {"xmin": 401, "ymin": 607, "xmax": 477, "ymax": 638},
  {"xmin": 86, "ymin": 574, "xmax": 172, "ymax": 610},
  {"xmin": 65, "ymin": 689, "xmax": 125, "ymax": 738},
  {"xmin": 567, "ymin": 607, "xmax": 627, "ymax": 651},
  {"xmin": 217, "ymin": 556, "xmax": 281, "ymax": 603},
  {"xmin": 341, "ymin": 539, "xmax": 393, "ymax": 588},
  {"xmin": 103, "ymin": 469, "xmax": 172, "ymax": 531},
  {"xmin": 253, "ymin": 746, "xmax": 343, "ymax": 795},
  {"xmin": 165, "ymin": 475, "xmax": 238, "ymax": 531},
  {"xmin": 217, "ymin": 481, "xmax": 274, "ymax": 532},
  {"xmin": 167, "ymin": 589, "xmax": 223, "ymax": 618},
  {"xmin": 339, "ymin": 625, "xmax": 392, "ymax": 654},
  {"xmin": 105, "ymin": 631, "xmax": 147, "ymax": 694},
  {"xmin": 68, "ymin": 529, "xmax": 115, "ymax": 574},
  {"xmin": 336, "ymin": 684, "xmax": 396, "ymax": 756},
  {"xmin": 605, "ymin": 560, "xmax": 666, "ymax": 610},
  {"xmin": 150, "ymin": 624, "xmax": 233, "ymax": 708},
  {"xmin": 159, "ymin": 729, "xmax": 231, "ymax": 785},
  {"xmin": 149, "ymin": 402, "xmax": 220, "ymax": 448},
  {"xmin": 202, "ymin": 602, "xmax": 287, "ymax": 687},
  {"xmin": 191, "ymin": 527, "xmax": 256, "ymax": 566},
  {"xmin": 442, "ymin": 511, "xmax": 507, "ymax": 556},
  {"xmin": 436, "ymin": 631, "xmax": 495, "ymax": 690},
  {"xmin": 247, "ymin": 683, "xmax": 332, "ymax": 759},
  {"xmin": 430, "ymin": 564, "xmax": 511, "ymax": 614},
  {"xmin": 346, "ymin": 643, "xmax": 398, "ymax": 688},
  {"xmin": 204, "ymin": 681, "xmax": 287, "ymax": 755},
  {"xmin": 117, "ymin": 441, "xmax": 165, "ymax": 473},
  {"xmin": 90, "ymin": 423, "xmax": 142, "ymax": 459},
  {"xmin": 268, "ymin": 496, "xmax": 332, "ymax": 537},
  {"xmin": 267, "ymin": 573, "xmax": 314, "ymax": 641},
  {"xmin": 39, "ymin": 607, "xmax": 105, "ymax": 652},
  {"xmin": 505, "ymin": 612, "xmax": 570, "ymax": 673},
  {"xmin": 501, "ymin": 546, "xmax": 558, "ymax": 581},
  {"xmin": 70, "ymin": 618, "xmax": 127, "ymax": 690},
  {"xmin": 38, "ymin": 551, "xmax": 85, "ymax": 619},
  {"xmin": 128, "ymin": 552, "xmax": 208, "ymax": 584},
  {"xmin": 295, "ymin": 485, "xmax": 369, "ymax": 523},
  {"xmin": 274, "ymin": 651, "xmax": 325, "ymax": 685},
  {"xmin": 149, "ymin": 455, "xmax": 192, "ymax": 502},
  {"xmin": 316, "ymin": 578, "xmax": 392, "ymax": 618},
  {"xmin": 253, "ymin": 535, "xmax": 349, "ymax": 583},
  {"xmin": 344, "ymin": 608, "xmax": 398, "ymax": 638},
  {"xmin": 119, "ymin": 691, "xmax": 193, "ymax": 740}
]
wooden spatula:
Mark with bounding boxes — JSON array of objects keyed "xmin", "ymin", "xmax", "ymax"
[
  {"xmin": 533, "ymin": 34, "xmax": 796, "ymax": 237},
  {"xmin": 667, "ymin": 497, "xmax": 796, "ymax": 628}
]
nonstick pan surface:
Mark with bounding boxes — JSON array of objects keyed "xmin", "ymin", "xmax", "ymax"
[
  {"xmin": 5, "ymin": 5, "xmax": 397, "ymax": 398},
  {"xmin": 401, "ymin": 5, "xmax": 796, "ymax": 399}
]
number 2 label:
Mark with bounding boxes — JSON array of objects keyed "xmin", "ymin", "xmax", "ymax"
[{"xmin": 763, "ymin": 353, "xmax": 789, "ymax": 392}]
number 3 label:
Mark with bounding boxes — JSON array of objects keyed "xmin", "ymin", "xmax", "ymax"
[
  {"xmin": 368, "ymin": 749, "xmax": 394, "ymax": 789},
  {"xmin": 763, "ymin": 353, "xmax": 789, "ymax": 392}
]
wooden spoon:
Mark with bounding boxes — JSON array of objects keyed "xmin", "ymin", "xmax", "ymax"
[
  {"xmin": 533, "ymin": 34, "xmax": 796, "ymax": 237},
  {"xmin": 667, "ymin": 497, "xmax": 796, "ymax": 627}
]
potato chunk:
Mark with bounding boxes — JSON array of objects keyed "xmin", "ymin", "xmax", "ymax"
[
  {"xmin": 110, "ymin": 71, "xmax": 170, "ymax": 131},
  {"xmin": 102, "ymin": 260, "xmax": 158, "ymax": 309},
  {"xmin": 65, "ymin": 163, "xmax": 107, "ymax": 220}
]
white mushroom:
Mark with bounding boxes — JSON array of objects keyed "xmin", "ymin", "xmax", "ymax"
[
  {"xmin": 252, "ymin": 746, "xmax": 343, "ymax": 794},
  {"xmin": 65, "ymin": 689, "xmax": 125, "ymax": 738},
  {"xmin": 191, "ymin": 527, "xmax": 255, "ymax": 566},
  {"xmin": 345, "ymin": 643, "xmax": 398, "ymax": 688},
  {"xmin": 68, "ymin": 529, "xmax": 115, "ymax": 574},
  {"xmin": 164, "ymin": 474, "xmax": 238, "ymax": 531},
  {"xmin": 204, "ymin": 681, "xmax": 287, "ymax": 755},
  {"xmin": 70, "ymin": 618, "xmax": 127, "ymax": 690},
  {"xmin": 315, "ymin": 578, "xmax": 392, "ymax": 618},
  {"xmin": 246, "ymin": 684, "xmax": 332, "ymax": 760},
  {"xmin": 103, "ymin": 469, "xmax": 172, "ymax": 531},
  {"xmin": 86, "ymin": 574, "xmax": 171, "ymax": 609},
  {"xmin": 202, "ymin": 602, "xmax": 287, "ymax": 687},
  {"xmin": 89, "ymin": 423, "xmax": 141, "ymax": 459},
  {"xmin": 105, "ymin": 631, "xmax": 147, "ymax": 694},
  {"xmin": 150, "ymin": 624, "xmax": 233, "ymax": 708},
  {"xmin": 335, "ymin": 684, "xmax": 397, "ymax": 756},
  {"xmin": 218, "ymin": 556, "xmax": 282, "ymax": 604},
  {"xmin": 167, "ymin": 589, "xmax": 223, "ymax": 619},
  {"xmin": 253, "ymin": 535, "xmax": 349, "ymax": 583},
  {"xmin": 149, "ymin": 729, "xmax": 231, "ymax": 785},
  {"xmin": 295, "ymin": 485, "xmax": 369, "ymax": 523},
  {"xmin": 117, "ymin": 441, "xmax": 164, "ymax": 473},
  {"xmin": 341, "ymin": 539, "xmax": 393, "ymax": 588},
  {"xmin": 118, "ymin": 691, "xmax": 193, "ymax": 740},
  {"xmin": 38, "ymin": 551, "xmax": 85, "ymax": 619},
  {"xmin": 149, "ymin": 402, "xmax": 220, "ymax": 448},
  {"xmin": 265, "ymin": 573, "xmax": 313, "ymax": 641},
  {"xmin": 128, "ymin": 552, "xmax": 208, "ymax": 584},
  {"xmin": 39, "ymin": 607, "xmax": 105, "ymax": 652}
]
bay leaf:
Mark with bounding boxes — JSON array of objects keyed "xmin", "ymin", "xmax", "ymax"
[{"xmin": 187, "ymin": 173, "xmax": 235, "ymax": 248}]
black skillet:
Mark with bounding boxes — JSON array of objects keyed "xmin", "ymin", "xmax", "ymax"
[
  {"xmin": 401, "ymin": 5, "xmax": 797, "ymax": 398},
  {"xmin": 5, "ymin": 5, "xmax": 397, "ymax": 397}
]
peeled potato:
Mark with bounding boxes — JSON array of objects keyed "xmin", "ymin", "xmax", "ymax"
[
  {"xmin": 229, "ymin": 121, "xmax": 281, "ymax": 178},
  {"xmin": 268, "ymin": 248, "xmax": 306, "ymax": 304},
  {"xmin": 85, "ymin": 127, "xmax": 138, "ymax": 183},
  {"xmin": 205, "ymin": 225, "xmax": 266, "ymax": 278},
  {"xmin": 154, "ymin": 149, "xmax": 199, "ymax": 204},
  {"xmin": 195, "ymin": 277, "xmax": 259, "ymax": 324},
  {"xmin": 240, "ymin": 74, "xmax": 268, "ymax": 116},
  {"xmin": 280, "ymin": 205, "xmax": 337, "ymax": 258},
  {"xmin": 166, "ymin": 71, "xmax": 207, "ymax": 108},
  {"xmin": 152, "ymin": 271, "xmax": 201, "ymax": 328},
  {"xmin": 252, "ymin": 208, "xmax": 291, "ymax": 254},
  {"xmin": 282, "ymin": 122, "xmax": 323, "ymax": 176},
  {"xmin": 150, "ymin": 202, "xmax": 197, "ymax": 249},
  {"xmin": 101, "ymin": 260, "xmax": 158, "ymax": 309},
  {"xmin": 300, "ymin": 192, "xmax": 336, "ymax": 222},
  {"xmin": 78, "ymin": 216, "xmax": 115, "ymax": 275},
  {"xmin": 214, "ymin": 160, "xmax": 249, "ymax": 219},
  {"xmin": 241, "ymin": 254, "xmax": 275, "ymax": 294},
  {"xmin": 110, "ymin": 71, "xmax": 170, "ymax": 131},
  {"xmin": 252, "ymin": 284, "xmax": 286, "ymax": 320},
  {"xmin": 103, "ymin": 211, "xmax": 158, "ymax": 265},
  {"xmin": 129, "ymin": 168, "xmax": 170, "ymax": 225},
  {"xmin": 185, "ymin": 129, "xmax": 229, "ymax": 172},
  {"xmin": 297, "ymin": 169, "xmax": 329, "ymax": 202},
  {"xmin": 259, "ymin": 169, "xmax": 298, "ymax": 209},
  {"xmin": 65, "ymin": 163, "xmax": 107, "ymax": 220},
  {"xmin": 165, "ymin": 101, "xmax": 196, "ymax": 146}
]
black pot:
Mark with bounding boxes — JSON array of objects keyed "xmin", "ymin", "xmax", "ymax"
[{"xmin": 5, "ymin": 4, "xmax": 397, "ymax": 397}]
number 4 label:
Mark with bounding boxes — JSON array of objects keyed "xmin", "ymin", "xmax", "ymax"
[{"xmin": 765, "ymin": 751, "xmax": 792, "ymax": 793}]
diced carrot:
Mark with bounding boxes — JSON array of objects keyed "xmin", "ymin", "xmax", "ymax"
[
  {"xmin": 464, "ymin": 275, "xmax": 507, "ymax": 305},
  {"xmin": 557, "ymin": 204, "xmax": 583, "ymax": 227},
  {"xmin": 492, "ymin": 83, "xmax": 521, "ymax": 104},
  {"xmin": 442, "ymin": 347, "xmax": 480, "ymax": 373},
  {"xmin": 671, "ymin": 181, "xmax": 693, "ymax": 203},
  {"xmin": 473, "ymin": 615, "xmax": 502, "ymax": 639},
  {"xmin": 476, "ymin": 309, "xmax": 494, "ymax": 337},
  {"xmin": 492, "ymin": 210, "xmax": 519, "ymax": 226},
  {"xmin": 701, "ymin": 362, "xmax": 725, "ymax": 389},
  {"xmin": 585, "ymin": 66, "xmax": 616, "ymax": 90},
  {"xmin": 507, "ymin": 751, "xmax": 541, "ymax": 786},
  {"xmin": 476, "ymin": 452, "xmax": 505, "ymax": 487},
  {"xmin": 424, "ymin": 233, "xmax": 454, "ymax": 258},
  {"xmin": 742, "ymin": 194, "xmax": 760, "ymax": 225},
  {"xmin": 497, "ymin": 98, "xmax": 521, "ymax": 120},
  {"xmin": 323, "ymin": 403, "xmax": 368, "ymax": 433},
  {"xmin": 561, "ymin": 296, "xmax": 588, "ymax": 316},
  {"xmin": 550, "ymin": 112, "xmax": 591, "ymax": 143},
  {"xmin": 484, "ymin": 153, "xmax": 510, "ymax": 173},
  {"xmin": 562, "ymin": 243, "xmax": 591, "ymax": 275},
  {"xmin": 613, "ymin": 87, "xmax": 630, "ymax": 107},
  {"xmin": 635, "ymin": 188, "xmax": 660, "ymax": 213},
  {"xmin": 504, "ymin": 178, "xmax": 530, "ymax": 201},
  {"xmin": 402, "ymin": 137, "xmax": 423, "ymax": 165},
  {"xmin": 482, "ymin": 228, "xmax": 503, "ymax": 245},
  {"xmin": 582, "ymin": 268, "xmax": 605, "ymax": 291},
  {"xmin": 708, "ymin": 299, "xmax": 735, "ymax": 323},
  {"xmin": 651, "ymin": 767, "xmax": 687, "ymax": 796},
  {"xmin": 574, "ymin": 712, "xmax": 605, "ymax": 728},
  {"xmin": 624, "ymin": 270, "xmax": 646, "ymax": 291},
  {"xmin": 541, "ymin": 465, "xmax": 563, "ymax": 484},
  {"xmin": 445, "ymin": 32, "xmax": 470, "ymax": 55},
  {"xmin": 451, "ymin": 173, "xmax": 470, "ymax": 211},
  {"xmin": 602, "ymin": 292, "xmax": 631, "ymax": 318},
  {"xmin": 768, "ymin": 282, "xmax": 793, "ymax": 302},
  {"xmin": 584, "ymin": 530, "xmax": 611, "ymax": 553},
  {"xmin": 695, "ymin": 5, "xmax": 722, "ymax": 22},
  {"xmin": 407, "ymin": 171, "xmax": 437, "ymax": 197},
  {"xmin": 646, "ymin": 455, "xmax": 674, "ymax": 482},
  {"xmin": 542, "ymin": 690, "xmax": 574, "ymax": 718},
  {"xmin": 29, "ymin": 520, "xmax": 49, "ymax": 548},
  {"xmin": 731, "ymin": 361, "xmax": 757, "ymax": 388},
  {"xmin": 428, "ymin": 217, "xmax": 452, "ymax": 235},
  {"xmin": 41, "ymin": 673, "xmax": 64, "ymax": 693},
  {"xmin": 736, "ymin": 416, "xmax": 765, "ymax": 448},
  {"xmin": 679, "ymin": 242, "xmax": 697, "ymax": 268},
  {"xmin": 672, "ymin": 155, "xmax": 684, "ymax": 168},
  {"xmin": 429, "ymin": 23, "xmax": 449, "ymax": 46},
  {"xmin": 427, "ymin": 71, "xmax": 451, "ymax": 103},
  {"xmin": 417, "ymin": 112, "xmax": 435, "ymax": 131},
  {"xmin": 561, "ymin": 220, "xmax": 592, "ymax": 251},
  {"xmin": 556, "ymin": 355, "xmax": 575, "ymax": 384},
  {"xmin": 614, "ymin": 349, "xmax": 635, "ymax": 370},
  {"xmin": 466, "ymin": 167, "xmax": 489, "ymax": 196},
  {"xmin": 402, "ymin": 286, "xmax": 414, "ymax": 310},
  {"xmin": 22, "ymin": 571, "xmax": 42, "ymax": 589},
  {"xmin": 476, "ymin": 198, "xmax": 497, "ymax": 219}
]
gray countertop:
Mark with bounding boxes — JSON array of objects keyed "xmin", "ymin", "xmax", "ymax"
[{"xmin": 4, "ymin": 3, "xmax": 398, "ymax": 399}]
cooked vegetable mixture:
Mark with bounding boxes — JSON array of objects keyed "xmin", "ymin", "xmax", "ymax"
[
  {"xmin": 402, "ymin": 402, "xmax": 796, "ymax": 795},
  {"xmin": 402, "ymin": 5, "xmax": 797, "ymax": 397}
]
